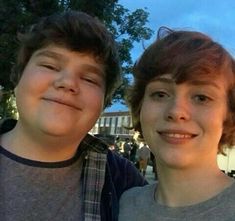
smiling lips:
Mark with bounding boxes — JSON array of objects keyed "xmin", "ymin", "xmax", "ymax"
[
  {"xmin": 43, "ymin": 97, "xmax": 81, "ymax": 110},
  {"xmin": 158, "ymin": 131, "xmax": 197, "ymax": 144}
]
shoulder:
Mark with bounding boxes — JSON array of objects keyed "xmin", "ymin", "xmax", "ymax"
[
  {"xmin": 107, "ymin": 150, "xmax": 144, "ymax": 180},
  {"xmin": 106, "ymin": 151, "xmax": 147, "ymax": 198},
  {"xmin": 223, "ymin": 181, "xmax": 235, "ymax": 203},
  {"xmin": 119, "ymin": 184, "xmax": 156, "ymax": 219},
  {"xmin": 120, "ymin": 183, "xmax": 156, "ymax": 203},
  {"xmin": 106, "ymin": 150, "xmax": 137, "ymax": 176}
]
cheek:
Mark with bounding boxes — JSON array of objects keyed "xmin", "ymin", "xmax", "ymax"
[
  {"xmin": 140, "ymin": 100, "xmax": 155, "ymax": 132},
  {"xmin": 86, "ymin": 90, "xmax": 104, "ymax": 111},
  {"xmin": 140, "ymin": 102, "xmax": 159, "ymax": 154},
  {"xmin": 212, "ymin": 105, "xmax": 228, "ymax": 127},
  {"xmin": 199, "ymin": 108, "xmax": 225, "ymax": 141},
  {"xmin": 14, "ymin": 76, "xmax": 29, "ymax": 103},
  {"xmin": 140, "ymin": 99, "xmax": 160, "ymax": 123},
  {"xmin": 16, "ymin": 69, "xmax": 45, "ymax": 95},
  {"xmin": 140, "ymin": 101, "xmax": 148, "ymax": 127},
  {"xmin": 15, "ymin": 72, "xmax": 43, "ymax": 105}
]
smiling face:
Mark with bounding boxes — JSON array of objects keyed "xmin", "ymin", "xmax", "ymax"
[
  {"xmin": 140, "ymin": 74, "xmax": 228, "ymax": 169},
  {"xmin": 15, "ymin": 45, "xmax": 105, "ymax": 141}
]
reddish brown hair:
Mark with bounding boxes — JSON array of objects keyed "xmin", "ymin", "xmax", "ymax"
[{"xmin": 127, "ymin": 27, "xmax": 235, "ymax": 153}]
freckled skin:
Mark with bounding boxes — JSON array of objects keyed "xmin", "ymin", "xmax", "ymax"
[{"xmin": 140, "ymin": 75, "xmax": 227, "ymax": 169}]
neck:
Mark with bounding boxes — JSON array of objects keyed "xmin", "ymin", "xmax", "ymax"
[
  {"xmin": 155, "ymin": 164, "xmax": 234, "ymax": 207},
  {"xmin": 1, "ymin": 123, "xmax": 84, "ymax": 162}
]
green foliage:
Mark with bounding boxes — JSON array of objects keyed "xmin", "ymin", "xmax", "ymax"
[
  {"xmin": 0, "ymin": 0, "xmax": 153, "ymax": 117},
  {"xmin": 0, "ymin": 90, "xmax": 18, "ymax": 119}
]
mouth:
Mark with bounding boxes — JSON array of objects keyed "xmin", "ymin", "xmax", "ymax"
[
  {"xmin": 158, "ymin": 130, "xmax": 198, "ymax": 144},
  {"xmin": 159, "ymin": 133, "xmax": 195, "ymax": 138},
  {"xmin": 42, "ymin": 97, "xmax": 81, "ymax": 110}
]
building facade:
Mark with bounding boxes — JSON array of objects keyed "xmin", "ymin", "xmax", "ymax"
[{"xmin": 90, "ymin": 111, "xmax": 135, "ymax": 138}]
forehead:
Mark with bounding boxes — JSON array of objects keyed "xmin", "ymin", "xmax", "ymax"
[
  {"xmin": 33, "ymin": 45, "xmax": 97, "ymax": 60},
  {"xmin": 33, "ymin": 45, "xmax": 104, "ymax": 70}
]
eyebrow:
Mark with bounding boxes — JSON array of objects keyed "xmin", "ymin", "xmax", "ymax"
[
  {"xmin": 34, "ymin": 50, "xmax": 65, "ymax": 61},
  {"xmin": 153, "ymin": 77, "xmax": 174, "ymax": 84},
  {"xmin": 153, "ymin": 77, "xmax": 222, "ymax": 90},
  {"xmin": 189, "ymin": 80, "xmax": 221, "ymax": 90}
]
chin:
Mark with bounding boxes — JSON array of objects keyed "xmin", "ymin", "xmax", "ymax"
[
  {"xmin": 38, "ymin": 122, "xmax": 74, "ymax": 137},
  {"xmin": 158, "ymin": 152, "xmax": 193, "ymax": 169},
  {"xmin": 41, "ymin": 129, "xmax": 72, "ymax": 137}
]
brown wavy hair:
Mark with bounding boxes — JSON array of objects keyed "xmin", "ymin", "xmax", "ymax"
[{"xmin": 11, "ymin": 10, "xmax": 121, "ymax": 107}]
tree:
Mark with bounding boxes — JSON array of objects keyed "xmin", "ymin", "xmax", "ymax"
[{"xmin": 0, "ymin": 0, "xmax": 153, "ymax": 118}]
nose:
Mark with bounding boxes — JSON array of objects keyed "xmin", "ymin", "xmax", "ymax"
[
  {"xmin": 53, "ymin": 70, "xmax": 79, "ymax": 94},
  {"xmin": 164, "ymin": 97, "xmax": 190, "ymax": 122}
]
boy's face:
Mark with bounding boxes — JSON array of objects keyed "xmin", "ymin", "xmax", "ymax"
[
  {"xmin": 15, "ymin": 45, "xmax": 105, "ymax": 141},
  {"xmin": 140, "ymin": 74, "xmax": 228, "ymax": 170}
]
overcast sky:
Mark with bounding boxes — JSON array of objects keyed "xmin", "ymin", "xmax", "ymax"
[{"xmin": 106, "ymin": 0, "xmax": 235, "ymax": 112}]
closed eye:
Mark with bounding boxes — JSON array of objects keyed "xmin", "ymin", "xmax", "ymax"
[
  {"xmin": 40, "ymin": 64, "xmax": 59, "ymax": 71},
  {"xmin": 81, "ymin": 76, "xmax": 102, "ymax": 87},
  {"xmin": 81, "ymin": 72, "xmax": 104, "ymax": 88},
  {"xmin": 83, "ymin": 77, "xmax": 97, "ymax": 84}
]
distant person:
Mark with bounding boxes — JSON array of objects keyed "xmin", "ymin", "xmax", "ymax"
[
  {"xmin": 137, "ymin": 143, "xmax": 150, "ymax": 176},
  {"xmin": 114, "ymin": 136, "xmax": 122, "ymax": 154},
  {"xmin": 0, "ymin": 10, "xmax": 147, "ymax": 221},
  {"xmin": 123, "ymin": 138, "xmax": 132, "ymax": 160},
  {"xmin": 130, "ymin": 138, "xmax": 138, "ymax": 163},
  {"xmin": 119, "ymin": 27, "xmax": 235, "ymax": 220},
  {"xmin": 150, "ymin": 152, "xmax": 157, "ymax": 180}
]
